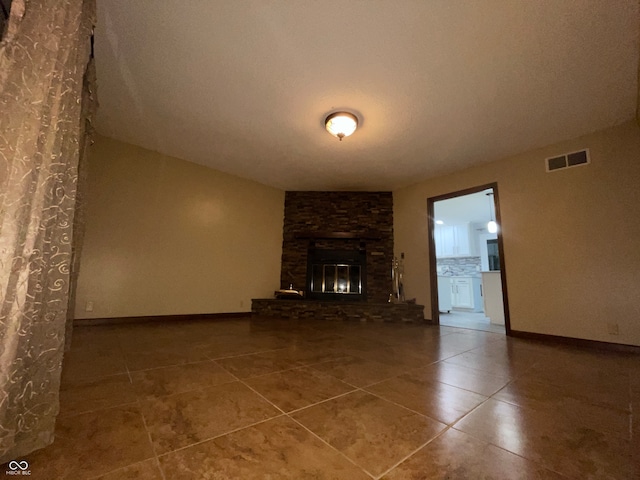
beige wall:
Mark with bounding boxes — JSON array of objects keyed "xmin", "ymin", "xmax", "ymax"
[
  {"xmin": 394, "ymin": 121, "xmax": 640, "ymax": 346},
  {"xmin": 74, "ymin": 136, "xmax": 285, "ymax": 318}
]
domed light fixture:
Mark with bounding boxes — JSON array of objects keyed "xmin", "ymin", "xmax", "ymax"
[
  {"xmin": 325, "ymin": 112, "xmax": 358, "ymax": 141},
  {"xmin": 486, "ymin": 192, "xmax": 498, "ymax": 233}
]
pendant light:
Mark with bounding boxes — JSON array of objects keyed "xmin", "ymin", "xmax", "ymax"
[{"xmin": 486, "ymin": 192, "xmax": 498, "ymax": 233}]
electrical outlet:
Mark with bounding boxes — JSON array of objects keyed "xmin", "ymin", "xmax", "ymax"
[
  {"xmin": 85, "ymin": 301, "xmax": 94, "ymax": 312},
  {"xmin": 607, "ymin": 322, "xmax": 619, "ymax": 335},
  {"xmin": 240, "ymin": 300, "xmax": 244, "ymax": 308}
]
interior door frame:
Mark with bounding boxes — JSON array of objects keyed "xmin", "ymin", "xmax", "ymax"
[{"xmin": 427, "ymin": 182, "xmax": 512, "ymax": 335}]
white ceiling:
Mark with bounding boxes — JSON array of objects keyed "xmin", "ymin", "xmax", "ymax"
[
  {"xmin": 94, "ymin": 1, "xmax": 639, "ymax": 191},
  {"xmin": 434, "ymin": 189, "xmax": 494, "ymax": 225}
]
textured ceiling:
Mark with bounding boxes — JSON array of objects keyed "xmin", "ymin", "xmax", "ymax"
[{"xmin": 94, "ymin": 1, "xmax": 639, "ymax": 191}]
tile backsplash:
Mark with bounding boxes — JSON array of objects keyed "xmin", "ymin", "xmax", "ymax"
[{"xmin": 436, "ymin": 256, "xmax": 481, "ymax": 276}]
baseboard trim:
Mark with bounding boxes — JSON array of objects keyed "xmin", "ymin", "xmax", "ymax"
[
  {"xmin": 510, "ymin": 329, "xmax": 640, "ymax": 354},
  {"xmin": 73, "ymin": 312, "xmax": 252, "ymax": 326}
]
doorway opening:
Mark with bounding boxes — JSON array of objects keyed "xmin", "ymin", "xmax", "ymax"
[{"xmin": 427, "ymin": 183, "xmax": 511, "ymax": 335}]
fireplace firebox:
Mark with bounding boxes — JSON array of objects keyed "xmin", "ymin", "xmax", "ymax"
[{"xmin": 306, "ymin": 249, "xmax": 366, "ymax": 301}]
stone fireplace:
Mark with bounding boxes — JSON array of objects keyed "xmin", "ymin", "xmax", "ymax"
[
  {"xmin": 252, "ymin": 191, "xmax": 424, "ymax": 322},
  {"xmin": 279, "ymin": 191, "xmax": 393, "ymax": 303}
]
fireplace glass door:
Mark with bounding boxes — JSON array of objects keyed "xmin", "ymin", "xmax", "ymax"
[
  {"xmin": 306, "ymin": 248, "xmax": 366, "ymax": 301},
  {"xmin": 311, "ymin": 264, "xmax": 361, "ymax": 295}
]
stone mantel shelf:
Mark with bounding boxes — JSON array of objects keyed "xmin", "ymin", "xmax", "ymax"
[{"xmin": 294, "ymin": 231, "xmax": 382, "ymax": 241}]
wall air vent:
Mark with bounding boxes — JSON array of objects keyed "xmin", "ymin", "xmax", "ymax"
[{"xmin": 545, "ymin": 149, "xmax": 590, "ymax": 172}]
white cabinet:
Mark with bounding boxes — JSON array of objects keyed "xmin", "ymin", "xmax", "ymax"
[
  {"xmin": 450, "ymin": 276, "xmax": 483, "ymax": 312},
  {"xmin": 437, "ymin": 276, "xmax": 452, "ymax": 313},
  {"xmin": 435, "ymin": 223, "xmax": 474, "ymax": 257},
  {"xmin": 451, "ymin": 278, "xmax": 472, "ymax": 308}
]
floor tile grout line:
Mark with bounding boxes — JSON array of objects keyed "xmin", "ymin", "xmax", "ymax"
[
  {"xmin": 215, "ymin": 362, "xmax": 289, "ymax": 416},
  {"xmin": 286, "ymin": 387, "xmax": 451, "ymax": 479},
  {"xmin": 213, "ymin": 358, "xmax": 338, "ymax": 381},
  {"xmin": 486, "ymin": 381, "xmax": 636, "ymax": 442},
  {"xmin": 57, "ymin": 399, "xmax": 140, "ymax": 419},
  {"xmin": 85, "ymin": 457, "xmax": 159, "ymax": 480},
  {"xmin": 124, "ymin": 356, "xmax": 239, "ymax": 374},
  {"xmin": 445, "ymin": 425, "xmax": 573, "ymax": 479},
  {"xmin": 132, "ymin": 377, "xmax": 240, "ymax": 402},
  {"xmin": 284, "ymin": 414, "xmax": 377, "ymax": 479},
  {"xmin": 373, "ymin": 426, "xmax": 453, "ymax": 480},
  {"xmin": 358, "ymin": 369, "xmax": 502, "ymax": 398},
  {"xmin": 283, "ymin": 388, "xmax": 361, "ymax": 416},
  {"xmin": 155, "ymin": 413, "xmax": 289, "ymax": 458},
  {"xmin": 135, "ymin": 394, "xmax": 168, "ymax": 480},
  {"xmin": 355, "ymin": 386, "xmax": 454, "ymax": 425},
  {"xmin": 204, "ymin": 345, "xmax": 291, "ymax": 362},
  {"xmin": 214, "ymin": 359, "xmax": 375, "ymax": 429}
]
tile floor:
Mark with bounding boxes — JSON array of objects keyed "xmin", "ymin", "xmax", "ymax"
[
  {"xmin": 439, "ymin": 310, "xmax": 506, "ymax": 334},
  {"xmin": 10, "ymin": 317, "xmax": 640, "ymax": 479}
]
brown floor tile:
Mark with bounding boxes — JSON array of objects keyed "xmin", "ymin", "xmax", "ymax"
[
  {"xmin": 159, "ymin": 416, "xmax": 371, "ymax": 479},
  {"xmin": 59, "ymin": 373, "xmax": 136, "ymax": 416},
  {"xmin": 140, "ymin": 381, "xmax": 280, "ymax": 454},
  {"xmin": 366, "ymin": 372, "xmax": 487, "ymax": 425},
  {"xmin": 215, "ymin": 349, "xmax": 305, "ymax": 378},
  {"xmin": 382, "ymin": 428, "xmax": 567, "ymax": 479},
  {"xmin": 454, "ymin": 398, "xmax": 634, "ymax": 479},
  {"xmin": 411, "ymin": 361, "xmax": 511, "ymax": 396},
  {"xmin": 311, "ymin": 354, "xmax": 408, "ymax": 387},
  {"xmin": 61, "ymin": 347, "xmax": 127, "ymax": 382},
  {"xmin": 466, "ymin": 342, "xmax": 543, "ymax": 372},
  {"xmin": 201, "ymin": 334, "xmax": 290, "ymax": 359},
  {"xmin": 443, "ymin": 350, "xmax": 529, "ymax": 378},
  {"xmin": 281, "ymin": 343, "xmax": 351, "ymax": 365},
  {"xmin": 519, "ymin": 360, "xmax": 631, "ymax": 412},
  {"xmin": 434, "ymin": 332, "xmax": 493, "ymax": 351},
  {"xmin": 494, "ymin": 377, "xmax": 631, "ymax": 438},
  {"xmin": 131, "ymin": 360, "xmax": 236, "ymax": 399},
  {"xmin": 292, "ymin": 390, "xmax": 446, "ymax": 477},
  {"xmin": 124, "ymin": 346, "xmax": 210, "ymax": 372},
  {"xmin": 69, "ymin": 326, "xmax": 122, "ymax": 350},
  {"xmin": 95, "ymin": 459, "xmax": 164, "ymax": 480},
  {"xmin": 355, "ymin": 344, "xmax": 439, "ymax": 369},
  {"xmin": 25, "ymin": 405, "xmax": 154, "ymax": 479},
  {"xmin": 245, "ymin": 366, "xmax": 355, "ymax": 412}
]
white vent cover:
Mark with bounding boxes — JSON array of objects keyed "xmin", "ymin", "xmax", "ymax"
[{"xmin": 545, "ymin": 149, "xmax": 590, "ymax": 172}]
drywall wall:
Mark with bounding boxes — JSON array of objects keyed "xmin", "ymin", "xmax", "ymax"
[
  {"xmin": 74, "ymin": 135, "xmax": 285, "ymax": 318},
  {"xmin": 394, "ymin": 121, "xmax": 640, "ymax": 346}
]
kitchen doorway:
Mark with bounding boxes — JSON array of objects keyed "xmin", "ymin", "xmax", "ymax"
[{"xmin": 427, "ymin": 183, "xmax": 511, "ymax": 334}]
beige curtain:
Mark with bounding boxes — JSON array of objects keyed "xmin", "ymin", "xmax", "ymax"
[{"xmin": 0, "ymin": 0, "xmax": 95, "ymax": 463}]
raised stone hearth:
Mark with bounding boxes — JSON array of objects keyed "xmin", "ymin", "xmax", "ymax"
[{"xmin": 252, "ymin": 299, "xmax": 425, "ymax": 323}]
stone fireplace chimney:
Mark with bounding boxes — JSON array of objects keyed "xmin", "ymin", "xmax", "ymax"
[{"xmin": 280, "ymin": 191, "xmax": 393, "ymax": 303}]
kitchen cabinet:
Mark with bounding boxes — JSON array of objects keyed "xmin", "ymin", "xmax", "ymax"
[
  {"xmin": 450, "ymin": 276, "xmax": 483, "ymax": 312},
  {"xmin": 435, "ymin": 223, "xmax": 474, "ymax": 257}
]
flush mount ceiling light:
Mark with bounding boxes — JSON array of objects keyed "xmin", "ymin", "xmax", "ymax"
[{"xmin": 325, "ymin": 112, "xmax": 358, "ymax": 141}]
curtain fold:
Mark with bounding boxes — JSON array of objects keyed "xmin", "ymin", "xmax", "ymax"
[{"xmin": 0, "ymin": 0, "xmax": 95, "ymax": 462}]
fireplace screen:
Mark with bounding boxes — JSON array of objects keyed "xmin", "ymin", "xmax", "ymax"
[
  {"xmin": 311, "ymin": 264, "xmax": 361, "ymax": 295},
  {"xmin": 306, "ymin": 248, "xmax": 366, "ymax": 301}
]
